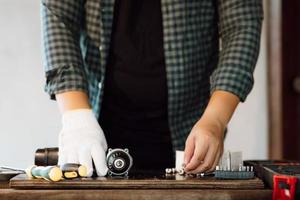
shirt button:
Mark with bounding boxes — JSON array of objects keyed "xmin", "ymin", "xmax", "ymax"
[{"xmin": 98, "ymin": 82, "xmax": 102, "ymax": 89}]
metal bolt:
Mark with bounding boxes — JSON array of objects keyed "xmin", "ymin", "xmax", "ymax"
[
  {"xmin": 178, "ymin": 169, "xmax": 185, "ymax": 175},
  {"xmin": 165, "ymin": 168, "xmax": 172, "ymax": 174},
  {"xmin": 171, "ymin": 168, "xmax": 177, "ymax": 174}
]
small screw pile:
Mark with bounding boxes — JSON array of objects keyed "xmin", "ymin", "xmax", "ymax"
[{"xmin": 165, "ymin": 164, "xmax": 186, "ymax": 176}]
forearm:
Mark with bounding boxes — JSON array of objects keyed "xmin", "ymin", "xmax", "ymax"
[
  {"xmin": 56, "ymin": 91, "xmax": 91, "ymax": 114},
  {"xmin": 200, "ymin": 90, "xmax": 240, "ymax": 131}
]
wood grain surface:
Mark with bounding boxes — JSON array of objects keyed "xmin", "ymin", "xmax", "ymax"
[
  {"xmin": 0, "ymin": 188, "xmax": 273, "ymax": 200},
  {"xmin": 2, "ymin": 174, "xmax": 272, "ymax": 200},
  {"xmin": 9, "ymin": 174, "xmax": 264, "ymax": 190}
]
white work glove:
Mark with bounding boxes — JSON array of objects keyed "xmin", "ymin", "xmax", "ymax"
[{"xmin": 58, "ymin": 109, "xmax": 108, "ymax": 177}]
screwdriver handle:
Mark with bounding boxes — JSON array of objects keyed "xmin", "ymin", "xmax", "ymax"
[
  {"xmin": 26, "ymin": 165, "xmax": 62, "ymax": 182},
  {"xmin": 60, "ymin": 163, "xmax": 87, "ymax": 179}
]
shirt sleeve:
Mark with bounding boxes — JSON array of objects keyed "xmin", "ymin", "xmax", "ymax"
[
  {"xmin": 210, "ymin": 0, "xmax": 263, "ymax": 102},
  {"xmin": 41, "ymin": 0, "xmax": 88, "ymax": 100}
]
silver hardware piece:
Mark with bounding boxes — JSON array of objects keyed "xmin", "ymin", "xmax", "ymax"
[
  {"xmin": 106, "ymin": 148, "xmax": 133, "ymax": 176},
  {"xmin": 165, "ymin": 168, "xmax": 172, "ymax": 174},
  {"xmin": 165, "ymin": 168, "xmax": 179, "ymax": 175},
  {"xmin": 178, "ymin": 169, "xmax": 185, "ymax": 175},
  {"xmin": 227, "ymin": 151, "xmax": 231, "ymax": 171},
  {"xmin": 196, "ymin": 173, "xmax": 205, "ymax": 177},
  {"xmin": 114, "ymin": 158, "xmax": 125, "ymax": 169},
  {"xmin": 171, "ymin": 168, "xmax": 176, "ymax": 174}
]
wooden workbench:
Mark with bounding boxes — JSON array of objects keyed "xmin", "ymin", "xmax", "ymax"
[{"xmin": 0, "ymin": 172, "xmax": 272, "ymax": 200}]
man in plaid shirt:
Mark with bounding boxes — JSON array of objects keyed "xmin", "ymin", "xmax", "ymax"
[{"xmin": 41, "ymin": 0, "xmax": 263, "ymax": 176}]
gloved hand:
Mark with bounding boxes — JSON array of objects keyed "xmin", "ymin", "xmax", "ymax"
[{"xmin": 58, "ymin": 109, "xmax": 108, "ymax": 177}]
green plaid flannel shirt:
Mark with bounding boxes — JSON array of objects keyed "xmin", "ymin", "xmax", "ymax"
[{"xmin": 41, "ymin": 0, "xmax": 263, "ymax": 151}]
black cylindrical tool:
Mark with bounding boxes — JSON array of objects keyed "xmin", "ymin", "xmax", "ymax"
[{"xmin": 35, "ymin": 147, "xmax": 59, "ymax": 166}]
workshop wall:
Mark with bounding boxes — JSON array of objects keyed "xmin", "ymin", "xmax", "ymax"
[
  {"xmin": 0, "ymin": 1, "xmax": 60, "ymax": 168},
  {"xmin": 0, "ymin": 0, "xmax": 268, "ymax": 169},
  {"xmin": 225, "ymin": 24, "xmax": 268, "ymax": 160}
]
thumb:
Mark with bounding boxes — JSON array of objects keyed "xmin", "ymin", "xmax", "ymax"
[{"xmin": 184, "ymin": 135, "xmax": 195, "ymax": 165}]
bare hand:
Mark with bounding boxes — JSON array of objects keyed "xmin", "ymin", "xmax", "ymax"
[{"xmin": 183, "ymin": 116, "xmax": 225, "ymax": 174}]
